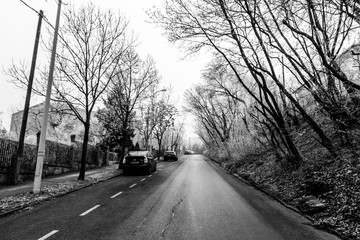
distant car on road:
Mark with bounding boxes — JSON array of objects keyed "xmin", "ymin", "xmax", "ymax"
[
  {"xmin": 122, "ymin": 151, "xmax": 157, "ymax": 175},
  {"xmin": 164, "ymin": 151, "xmax": 178, "ymax": 161},
  {"xmin": 184, "ymin": 150, "xmax": 194, "ymax": 155}
]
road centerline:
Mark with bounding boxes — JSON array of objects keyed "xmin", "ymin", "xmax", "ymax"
[
  {"xmin": 129, "ymin": 183, "xmax": 137, "ymax": 188},
  {"xmin": 110, "ymin": 191, "xmax": 123, "ymax": 199},
  {"xmin": 80, "ymin": 205, "xmax": 100, "ymax": 216},
  {"xmin": 140, "ymin": 178, "xmax": 146, "ymax": 182},
  {"xmin": 38, "ymin": 230, "xmax": 59, "ymax": 240}
]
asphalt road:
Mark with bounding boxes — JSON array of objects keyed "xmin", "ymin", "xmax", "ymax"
[{"xmin": 0, "ymin": 155, "xmax": 340, "ymax": 240}]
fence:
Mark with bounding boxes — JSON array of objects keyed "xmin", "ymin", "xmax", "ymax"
[
  {"xmin": 0, "ymin": 137, "xmax": 104, "ymax": 183},
  {"xmin": 0, "ymin": 139, "xmax": 18, "ymax": 169},
  {"xmin": 107, "ymin": 152, "xmax": 119, "ymax": 163}
]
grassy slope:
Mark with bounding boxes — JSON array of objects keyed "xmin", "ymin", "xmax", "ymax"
[{"xmin": 209, "ymin": 124, "xmax": 360, "ymax": 240}]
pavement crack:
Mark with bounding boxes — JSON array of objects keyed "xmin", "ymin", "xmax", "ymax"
[
  {"xmin": 136, "ymin": 195, "xmax": 163, "ymax": 230},
  {"xmin": 158, "ymin": 198, "xmax": 183, "ymax": 240}
]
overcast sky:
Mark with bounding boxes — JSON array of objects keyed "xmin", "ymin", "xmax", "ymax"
[{"xmin": 0, "ymin": 0, "xmax": 209, "ymax": 143}]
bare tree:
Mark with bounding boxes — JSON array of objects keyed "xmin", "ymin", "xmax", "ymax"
[
  {"xmin": 185, "ymin": 72, "xmax": 244, "ymax": 163},
  {"xmin": 149, "ymin": 0, "xmax": 306, "ymax": 166},
  {"xmin": 135, "ymin": 86, "xmax": 169, "ymax": 152},
  {"xmin": 7, "ymin": 4, "xmax": 132, "ymax": 180},
  {"xmin": 168, "ymin": 121, "xmax": 185, "ymax": 153},
  {"xmin": 97, "ymin": 49, "xmax": 160, "ymax": 168},
  {"xmin": 275, "ymin": 0, "xmax": 360, "ymax": 144},
  {"xmin": 153, "ymin": 94, "xmax": 177, "ymax": 159},
  {"xmin": 331, "ymin": 0, "xmax": 360, "ymax": 24},
  {"xmin": 149, "ymin": 0, "xmax": 345, "ymax": 166}
]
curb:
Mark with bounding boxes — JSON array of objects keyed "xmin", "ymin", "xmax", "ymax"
[
  {"xmin": 0, "ymin": 171, "xmax": 122, "ymax": 219},
  {"xmin": 208, "ymin": 158, "xmax": 347, "ymax": 240}
]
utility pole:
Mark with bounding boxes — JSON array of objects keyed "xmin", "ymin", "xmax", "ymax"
[
  {"xmin": 33, "ymin": 1, "xmax": 62, "ymax": 194},
  {"xmin": 9, "ymin": 10, "xmax": 44, "ymax": 185}
]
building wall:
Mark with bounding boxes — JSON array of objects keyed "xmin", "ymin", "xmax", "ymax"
[{"xmin": 9, "ymin": 102, "xmax": 98, "ymax": 144}]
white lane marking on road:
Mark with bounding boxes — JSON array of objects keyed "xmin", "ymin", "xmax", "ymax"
[
  {"xmin": 80, "ymin": 205, "xmax": 100, "ymax": 216},
  {"xmin": 110, "ymin": 191, "xmax": 123, "ymax": 199},
  {"xmin": 38, "ymin": 230, "xmax": 59, "ymax": 240},
  {"xmin": 155, "ymin": 171, "xmax": 158, "ymax": 173},
  {"xmin": 129, "ymin": 183, "xmax": 137, "ymax": 188},
  {"xmin": 140, "ymin": 178, "xmax": 146, "ymax": 182},
  {"xmin": 148, "ymin": 175, "xmax": 152, "ymax": 177}
]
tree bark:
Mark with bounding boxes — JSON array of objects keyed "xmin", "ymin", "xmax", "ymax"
[
  {"xmin": 119, "ymin": 128, "xmax": 127, "ymax": 170},
  {"xmin": 158, "ymin": 138, "xmax": 162, "ymax": 160},
  {"xmin": 78, "ymin": 121, "xmax": 90, "ymax": 180}
]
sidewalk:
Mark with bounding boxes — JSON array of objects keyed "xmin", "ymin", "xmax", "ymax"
[{"xmin": 0, "ymin": 163, "xmax": 121, "ymax": 199}]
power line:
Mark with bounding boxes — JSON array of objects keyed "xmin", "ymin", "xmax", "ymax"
[
  {"xmin": 19, "ymin": 0, "xmax": 78, "ymax": 64},
  {"xmin": 19, "ymin": 0, "xmax": 59, "ymax": 29},
  {"xmin": 19, "ymin": 0, "xmax": 39, "ymax": 15}
]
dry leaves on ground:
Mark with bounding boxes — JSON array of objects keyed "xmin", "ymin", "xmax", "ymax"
[{"xmin": 0, "ymin": 169, "xmax": 121, "ymax": 215}]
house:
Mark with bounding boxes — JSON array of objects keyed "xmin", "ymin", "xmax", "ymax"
[
  {"xmin": 9, "ymin": 102, "xmax": 99, "ymax": 144},
  {"xmin": 337, "ymin": 43, "xmax": 360, "ymax": 89}
]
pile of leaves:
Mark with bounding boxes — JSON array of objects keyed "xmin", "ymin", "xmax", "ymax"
[
  {"xmin": 311, "ymin": 162, "xmax": 360, "ymax": 239},
  {"xmin": 0, "ymin": 169, "xmax": 121, "ymax": 216}
]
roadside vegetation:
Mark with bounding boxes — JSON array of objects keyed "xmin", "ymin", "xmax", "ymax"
[
  {"xmin": 150, "ymin": 0, "xmax": 360, "ymax": 239},
  {"xmin": 5, "ymin": 3, "xmax": 183, "ymax": 182},
  {"xmin": 4, "ymin": 0, "xmax": 360, "ymax": 238}
]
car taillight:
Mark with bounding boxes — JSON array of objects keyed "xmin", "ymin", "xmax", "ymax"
[{"xmin": 144, "ymin": 157, "xmax": 148, "ymax": 163}]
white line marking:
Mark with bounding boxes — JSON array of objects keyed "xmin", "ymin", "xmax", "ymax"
[
  {"xmin": 80, "ymin": 205, "xmax": 100, "ymax": 216},
  {"xmin": 110, "ymin": 191, "xmax": 123, "ymax": 199},
  {"xmin": 140, "ymin": 178, "xmax": 146, "ymax": 182},
  {"xmin": 129, "ymin": 183, "xmax": 137, "ymax": 188},
  {"xmin": 155, "ymin": 171, "xmax": 158, "ymax": 173},
  {"xmin": 148, "ymin": 175, "xmax": 152, "ymax": 177},
  {"xmin": 38, "ymin": 230, "xmax": 59, "ymax": 240}
]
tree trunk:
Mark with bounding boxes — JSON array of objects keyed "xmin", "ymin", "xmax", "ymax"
[
  {"xmin": 158, "ymin": 138, "xmax": 162, "ymax": 160},
  {"xmin": 280, "ymin": 125, "xmax": 303, "ymax": 168},
  {"xmin": 144, "ymin": 134, "xmax": 149, "ymax": 151},
  {"xmin": 78, "ymin": 121, "xmax": 90, "ymax": 180},
  {"xmin": 222, "ymin": 0, "xmax": 337, "ymax": 157},
  {"xmin": 279, "ymin": 85, "xmax": 338, "ymax": 157},
  {"xmin": 119, "ymin": 129, "xmax": 127, "ymax": 170}
]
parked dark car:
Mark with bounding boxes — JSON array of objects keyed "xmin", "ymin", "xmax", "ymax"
[
  {"xmin": 184, "ymin": 150, "xmax": 194, "ymax": 155},
  {"xmin": 122, "ymin": 151, "xmax": 157, "ymax": 175},
  {"xmin": 164, "ymin": 151, "xmax": 178, "ymax": 161}
]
